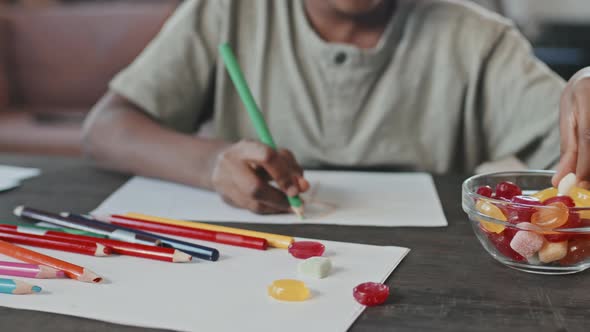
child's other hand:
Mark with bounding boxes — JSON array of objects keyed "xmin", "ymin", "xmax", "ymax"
[{"xmin": 553, "ymin": 67, "xmax": 590, "ymax": 188}]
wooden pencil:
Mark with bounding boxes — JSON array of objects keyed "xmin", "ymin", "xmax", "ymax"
[
  {"xmin": 0, "ymin": 278, "xmax": 42, "ymax": 295},
  {"xmin": 14, "ymin": 206, "xmax": 161, "ymax": 246},
  {"xmin": 98, "ymin": 214, "xmax": 268, "ymax": 251},
  {"xmin": 0, "ymin": 230, "xmax": 111, "ymax": 257},
  {"xmin": 124, "ymin": 213, "xmax": 294, "ymax": 249},
  {"xmin": 0, "ymin": 261, "xmax": 66, "ymax": 279},
  {"xmin": 14, "ymin": 222, "xmax": 192, "ymax": 263},
  {"xmin": 219, "ymin": 43, "xmax": 305, "ymax": 218},
  {"xmin": 0, "ymin": 240, "xmax": 102, "ymax": 283}
]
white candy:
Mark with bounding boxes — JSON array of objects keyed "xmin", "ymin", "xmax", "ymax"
[
  {"xmin": 558, "ymin": 173, "xmax": 577, "ymax": 196},
  {"xmin": 297, "ymin": 257, "xmax": 332, "ymax": 279}
]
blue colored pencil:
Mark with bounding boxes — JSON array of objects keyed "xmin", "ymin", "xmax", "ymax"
[
  {"xmin": 67, "ymin": 214, "xmax": 220, "ymax": 262},
  {"xmin": 0, "ymin": 278, "xmax": 42, "ymax": 295}
]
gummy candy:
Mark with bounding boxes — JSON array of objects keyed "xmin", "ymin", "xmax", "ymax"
[
  {"xmin": 353, "ymin": 282, "xmax": 389, "ymax": 306},
  {"xmin": 298, "ymin": 257, "xmax": 332, "ymax": 279},
  {"xmin": 506, "ymin": 195, "xmax": 542, "ymax": 224},
  {"xmin": 495, "ymin": 181, "xmax": 522, "ymax": 200},
  {"xmin": 268, "ymin": 279, "xmax": 310, "ymax": 301},
  {"xmin": 476, "ymin": 200, "xmax": 506, "ymax": 234},
  {"xmin": 476, "ymin": 186, "xmax": 493, "ymax": 198},
  {"xmin": 288, "ymin": 241, "xmax": 325, "ymax": 259},
  {"xmin": 510, "ymin": 230, "xmax": 544, "ymax": 258},
  {"xmin": 531, "ymin": 187, "xmax": 558, "ymax": 202},
  {"xmin": 568, "ymin": 187, "xmax": 590, "ymax": 219},
  {"xmin": 487, "ymin": 231, "xmax": 525, "ymax": 262},
  {"xmin": 531, "ymin": 202, "xmax": 569, "ymax": 229},
  {"xmin": 538, "ymin": 241, "xmax": 568, "ymax": 263},
  {"xmin": 559, "ymin": 238, "xmax": 590, "ymax": 265}
]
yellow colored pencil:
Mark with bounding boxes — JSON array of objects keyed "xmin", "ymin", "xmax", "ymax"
[{"xmin": 123, "ymin": 213, "xmax": 294, "ymax": 249}]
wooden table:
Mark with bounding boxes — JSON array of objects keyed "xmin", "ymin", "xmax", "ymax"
[{"xmin": 0, "ymin": 154, "xmax": 587, "ymax": 332}]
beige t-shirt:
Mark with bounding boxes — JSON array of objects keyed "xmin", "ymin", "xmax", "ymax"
[{"xmin": 110, "ymin": 0, "xmax": 565, "ymax": 173}]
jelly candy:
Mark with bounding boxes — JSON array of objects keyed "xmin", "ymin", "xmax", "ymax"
[
  {"xmin": 495, "ymin": 181, "xmax": 522, "ymax": 200},
  {"xmin": 476, "ymin": 200, "xmax": 506, "ymax": 234},
  {"xmin": 487, "ymin": 231, "xmax": 525, "ymax": 262},
  {"xmin": 559, "ymin": 238, "xmax": 590, "ymax": 265},
  {"xmin": 531, "ymin": 202, "xmax": 569, "ymax": 229},
  {"xmin": 353, "ymin": 282, "xmax": 389, "ymax": 306},
  {"xmin": 476, "ymin": 186, "xmax": 493, "ymax": 198},
  {"xmin": 558, "ymin": 173, "xmax": 577, "ymax": 195},
  {"xmin": 568, "ymin": 187, "xmax": 590, "ymax": 219},
  {"xmin": 268, "ymin": 279, "xmax": 310, "ymax": 301},
  {"xmin": 531, "ymin": 187, "xmax": 558, "ymax": 202},
  {"xmin": 509, "ymin": 229, "xmax": 544, "ymax": 258},
  {"xmin": 538, "ymin": 241, "xmax": 568, "ymax": 263},
  {"xmin": 298, "ymin": 257, "xmax": 332, "ymax": 279},
  {"xmin": 506, "ymin": 195, "xmax": 542, "ymax": 224},
  {"xmin": 569, "ymin": 186, "xmax": 590, "ymax": 206},
  {"xmin": 288, "ymin": 241, "xmax": 325, "ymax": 259},
  {"xmin": 543, "ymin": 196, "xmax": 575, "ymax": 207}
]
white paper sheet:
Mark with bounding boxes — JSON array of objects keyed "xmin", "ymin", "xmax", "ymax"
[
  {"xmin": 0, "ymin": 237, "xmax": 409, "ymax": 332},
  {"xmin": 93, "ymin": 171, "xmax": 447, "ymax": 227},
  {"xmin": 0, "ymin": 165, "xmax": 40, "ymax": 192}
]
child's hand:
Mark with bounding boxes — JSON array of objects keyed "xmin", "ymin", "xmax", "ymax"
[
  {"xmin": 553, "ymin": 67, "xmax": 590, "ymax": 188},
  {"xmin": 210, "ymin": 140, "xmax": 309, "ymax": 214}
]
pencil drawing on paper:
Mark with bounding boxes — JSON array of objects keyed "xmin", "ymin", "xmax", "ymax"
[{"xmin": 301, "ymin": 182, "xmax": 338, "ymax": 219}]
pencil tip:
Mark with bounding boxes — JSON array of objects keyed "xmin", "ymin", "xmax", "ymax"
[
  {"xmin": 32, "ymin": 286, "xmax": 42, "ymax": 293},
  {"xmin": 292, "ymin": 206, "xmax": 305, "ymax": 220}
]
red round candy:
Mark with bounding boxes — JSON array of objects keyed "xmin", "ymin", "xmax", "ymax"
[
  {"xmin": 353, "ymin": 282, "xmax": 389, "ymax": 306},
  {"xmin": 288, "ymin": 241, "xmax": 325, "ymax": 259},
  {"xmin": 543, "ymin": 196, "xmax": 575, "ymax": 207},
  {"xmin": 486, "ymin": 231, "xmax": 526, "ymax": 262},
  {"xmin": 545, "ymin": 212, "xmax": 582, "ymax": 242},
  {"xmin": 506, "ymin": 195, "xmax": 542, "ymax": 224},
  {"xmin": 476, "ymin": 186, "xmax": 493, "ymax": 198},
  {"xmin": 495, "ymin": 181, "xmax": 522, "ymax": 200}
]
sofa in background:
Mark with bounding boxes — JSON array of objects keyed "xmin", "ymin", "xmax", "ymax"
[{"xmin": 0, "ymin": 0, "xmax": 178, "ymax": 155}]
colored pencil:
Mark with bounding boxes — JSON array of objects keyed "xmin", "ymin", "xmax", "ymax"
[
  {"xmin": 14, "ymin": 221, "xmax": 191, "ymax": 263},
  {"xmin": 99, "ymin": 214, "xmax": 267, "ymax": 250},
  {"xmin": 0, "ymin": 222, "xmax": 107, "ymax": 238},
  {"xmin": 14, "ymin": 206, "xmax": 161, "ymax": 246},
  {"xmin": 0, "ymin": 261, "xmax": 66, "ymax": 279},
  {"xmin": 124, "ymin": 213, "xmax": 294, "ymax": 249},
  {"xmin": 70, "ymin": 214, "xmax": 219, "ymax": 261},
  {"xmin": 0, "ymin": 240, "xmax": 102, "ymax": 283},
  {"xmin": 219, "ymin": 43, "xmax": 305, "ymax": 219},
  {"xmin": 0, "ymin": 229, "xmax": 111, "ymax": 257},
  {"xmin": 0, "ymin": 278, "xmax": 41, "ymax": 295}
]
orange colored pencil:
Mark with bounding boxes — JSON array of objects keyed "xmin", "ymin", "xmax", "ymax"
[{"xmin": 0, "ymin": 240, "xmax": 102, "ymax": 283}]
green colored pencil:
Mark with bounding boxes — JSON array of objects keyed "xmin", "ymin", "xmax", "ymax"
[{"xmin": 219, "ymin": 43, "xmax": 304, "ymax": 219}]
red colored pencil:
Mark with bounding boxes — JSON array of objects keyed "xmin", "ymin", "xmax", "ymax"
[
  {"xmin": 0, "ymin": 224, "xmax": 191, "ymax": 263},
  {"xmin": 0, "ymin": 230, "xmax": 111, "ymax": 257},
  {"xmin": 98, "ymin": 214, "xmax": 268, "ymax": 250}
]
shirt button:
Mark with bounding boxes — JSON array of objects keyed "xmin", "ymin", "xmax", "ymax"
[{"xmin": 334, "ymin": 52, "xmax": 347, "ymax": 65}]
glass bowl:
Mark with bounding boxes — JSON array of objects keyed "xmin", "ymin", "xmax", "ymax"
[{"xmin": 462, "ymin": 171, "xmax": 590, "ymax": 275}]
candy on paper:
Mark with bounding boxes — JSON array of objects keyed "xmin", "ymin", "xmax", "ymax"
[{"xmin": 298, "ymin": 257, "xmax": 332, "ymax": 279}]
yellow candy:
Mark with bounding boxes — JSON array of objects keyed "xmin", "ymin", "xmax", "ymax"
[
  {"xmin": 476, "ymin": 200, "xmax": 506, "ymax": 234},
  {"xmin": 531, "ymin": 187, "xmax": 558, "ymax": 202},
  {"xmin": 268, "ymin": 279, "xmax": 310, "ymax": 302},
  {"xmin": 568, "ymin": 187, "xmax": 590, "ymax": 219}
]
